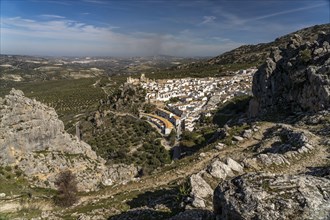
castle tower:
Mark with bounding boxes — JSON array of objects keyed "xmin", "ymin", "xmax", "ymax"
[{"xmin": 140, "ymin": 73, "xmax": 146, "ymax": 82}]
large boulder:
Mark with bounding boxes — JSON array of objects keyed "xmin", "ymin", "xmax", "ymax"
[
  {"xmin": 251, "ymin": 32, "xmax": 330, "ymax": 115},
  {"xmin": 213, "ymin": 173, "xmax": 330, "ymax": 220},
  {"xmin": 226, "ymin": 157, "xmax": 244, "ymax": 174},
  {"xmin": 207, "ymin": 159, "xmax": 234, "ymax": 179},
  {"xmin": 190, "ymin": 173, "xmax": 213, "ymax": 199}
]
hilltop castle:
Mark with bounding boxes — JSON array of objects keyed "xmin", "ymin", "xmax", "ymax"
[{"xmin": 127, "ymin": 73, "xmax": 149, "ymax": 85}]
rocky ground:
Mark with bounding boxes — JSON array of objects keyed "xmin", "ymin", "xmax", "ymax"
[
  {"xmin": 13, "ymin": 116, "xmax": 325, "ymax": 219},
  {"xmin": 0, "ymin": 97, "xmax": 329, "ymax": 219}
]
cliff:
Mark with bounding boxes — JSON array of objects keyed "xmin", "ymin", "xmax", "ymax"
[
  {"xmin": 251, "ymin": 32, "xmax": 330, "ymax": 116},
  {"xmin": 0, "ymin": 89, "xmax": 137, "ymax": 191}
]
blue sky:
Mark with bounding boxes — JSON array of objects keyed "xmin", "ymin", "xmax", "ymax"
[{"xmin": 0, "ymin": 0, "xmax": 329, "ymax": 57}]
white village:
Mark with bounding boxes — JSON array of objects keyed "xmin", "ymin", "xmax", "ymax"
[{"xmin": 127, "ymin": 68, "xmax": 257, "ymax": 136}]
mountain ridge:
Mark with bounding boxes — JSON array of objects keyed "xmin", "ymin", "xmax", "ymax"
[{"xmin": 176, "ymin": 24, "xmax": 330, "ymax": 73}]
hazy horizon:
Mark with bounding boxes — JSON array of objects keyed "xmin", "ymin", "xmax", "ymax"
[{"xmin": 1, "ymin": 0, "xmax": 329, "ymax": 57}]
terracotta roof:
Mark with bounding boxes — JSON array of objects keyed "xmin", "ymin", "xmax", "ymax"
[
  {"xmin": 141, "ymin": 113, "xmax": 174, "ymax": 129},
  {"xmin": 172, "ymin": 115, "xmax": 180, "ymax": 120}
]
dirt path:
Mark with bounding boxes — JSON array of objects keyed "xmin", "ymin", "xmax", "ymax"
[
  {"xmin": 76, "ymin": 122, "xmax": 275, "ymax": 208},
  {"xmin": 106, "ymin": 110, "xmax": 138, "ymax": 119},
  {"xmin": 77, "ymin": 149, "xmax": 219, "ymax": 205},
  {"xmin": 68, "ymin": 121, "xmax": 328, "ymax": 214}
]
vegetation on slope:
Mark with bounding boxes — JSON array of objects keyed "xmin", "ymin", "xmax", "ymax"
[
  {"xmin": 167, "ymin": 24, "xmax": 330, "ymax": 78},
  {"xmin": 81, "ymin": 113, "xmax": 171, "ymax": 174},
  {"xmin": 0, "ymin": 77, "xmax": 108, "ymax": 127},
  {"xmin": 80, "ymin": 84, "xmax": 171, "ymax": 174}
]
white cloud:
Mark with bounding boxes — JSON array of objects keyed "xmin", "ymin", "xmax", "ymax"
[
  {"xmin": 201, "ymin": 16, "xmax": 216, "ymax": 25},
  {"xmin": 250, "ymin": 2, "xmax": 328, "ymax": 22},
  {"xmin": 0, "ymin": 17, "xmax": 240, "ymax": 57},
  {"xmin": 213, "ymin": 2, "xmax": 328, "ymax": 27},
  {"xmin": 40, "ymin": 14, "xmax": 66, "ymax": 19}
]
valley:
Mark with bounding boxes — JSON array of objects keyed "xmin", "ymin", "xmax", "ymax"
[{"xmin": 0, "ymin": 23, "xmax": 329, "ymax": 220}]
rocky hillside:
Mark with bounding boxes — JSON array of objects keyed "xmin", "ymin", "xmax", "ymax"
[
  {"xmin": 251, "ymin": 32, "xmax": 330, "ymax": 115},
  {"xmin": 0, "ymin": 89, "xmax": 137, "ymax": 192},
  {"xmin": 214, "ymin": 173, "xmax": 330, "ymax": 220},
  {"xmin": 177, "ymin": 24, "xmax": 330, "ymax": 73},
  {"xmin": 168, "ymin": 31, "xmax": 330, "ymax": 220},
  {"xmin": 208, "ymin": 31, "xmax": 330, "ymax": 220}
]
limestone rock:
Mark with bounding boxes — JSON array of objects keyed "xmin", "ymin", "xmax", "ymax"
[
  {"xmin": 207, "ymin": 159, "xmax": 234, "ymax": 179},
  {"xmin": 191, "ymin": 197, "xmax": 206, "ymax": 208},
  {"xmin": 226, "ymin": 157, "xmax": 244, "ymax": 174},
  {"xmin": 242, "ymin": 129, "xmax": 252, "ymax": 138},
  {"xmin": 251, "ymin": 32, "xmax": 330, "ymax": 115},
  {"xmin": 243, "ymin": 124, "xmax": 317, "ymax": 169},
  {"xmin": 106, "ymin": 164, "xmax": 138, "ymax": 185},
  {"xmin": 214, "ymin": 143, "xmax": 226, "ymax": 151},
  {"xmin": 214, "ymin": 173, "xmax": 330, "ymax": 220},
  {"xmin": 189, "ymin": 173, "xmax": 213, "ymax": 199},
  {"xmin": 0, "ymin": 89, "xmax": 136, "ymax": 191},
  {"xmin": 232, "ymin": 135, "xmax": 244, "ymax": 142}
]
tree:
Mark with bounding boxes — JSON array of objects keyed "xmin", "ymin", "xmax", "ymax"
[
  {"xmin": 54, "ymin": 170, "xmax": 78, "ymax": 207},
  {"xmin": 167, "ymin": 129, "xmax": 176, "ymax": 146}
]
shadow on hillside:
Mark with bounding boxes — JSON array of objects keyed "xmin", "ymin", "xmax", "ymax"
[
  {"xmin": 259, "ymin": 110, "xmax": 309, "ymax": 125},
  {"xmin": 212, "ymin": 95, "xmax": 251, "ymax": 127},
  {"xmin": 108, "ymin": 187, "xmax": 182, "ymax": 220},
  {"xmin": 108, "ymin": 209, "xmax": 171, "ymax": 220},
  {"xmin": 108, "ymin": 186, "xmax": 215, "ymax": 220},
  {"xmin": 305, "ymin": 166, "xmax": 330, "ymax": 178},
  {"xmin": 108, "ymin": 208, "xmax": 215, "ymax": 220}
]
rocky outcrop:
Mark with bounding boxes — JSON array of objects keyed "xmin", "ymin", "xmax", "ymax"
[
  {"xmin": 207, "ymin": 157, "xmax": 244, "ymax": 180},
  {"xmin": 226, "ymin": 157, "xmax": 244, "ymax": 173},
  {"xmin": 243, "ymin": 124, "xmax": 317, "ymax": 169},
  {"xmin": 252, "ymin": 32, "xmax": 330, "ymax": 115},
  {"xmin": 207, "ymin": 160, "xmax": 234, "ymax": 180},
  {"xmin": 214, "ymin": 173, "xmax": 330, "ymax": 220},
  {"xmin": 189, "ymin": 172, "xmax": 213, "ymax": 208},
  {"xmin": 188, "ymin": 157, "xmax": 244, "ymax": 209},
  {"xmin": 105, "ymin": 164, "xmax": 138, "ymax": 186},
  {"xmin": 0, "ymin": 89, "xmax": 137, "ymax": 191}
]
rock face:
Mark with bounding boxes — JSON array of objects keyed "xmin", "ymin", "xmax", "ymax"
[
  {"xmin": 252, "ymin": 32, "xmax": 330, "ymax": 115},
  {"xmin": 214, "ymin": 173, "xmax": 330, "ymax": 220},
  {"xmin": 0, "ymin": 89, "xmax": 137, "ymax": 191}
]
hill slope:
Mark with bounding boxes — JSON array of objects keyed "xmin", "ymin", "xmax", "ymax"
[{"xmin": 174, "ymin": 24, "xmax": 330, "ymax": 75}]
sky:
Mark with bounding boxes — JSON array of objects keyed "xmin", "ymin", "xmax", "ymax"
[{"xmin": 0, "ymin": 0, "xmax": 329, "ymax": 57}]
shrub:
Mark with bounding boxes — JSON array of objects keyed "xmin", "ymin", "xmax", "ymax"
[
  {"xmin": 300, "ymin": 49, "xmax": 312, "ymax": 63},
  {"xmin": 53, "ymin": 170, "xmax": 78, "ymax": 207},
  {"xmin": 4, "ymin": 166, "xmax": 12, "ymax": 172}
]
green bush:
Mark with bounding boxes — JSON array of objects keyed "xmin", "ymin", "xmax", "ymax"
[
  {"xmin": 4, "ymin": 166, "xmax": 12, "ymax": 172},
  {"xmin": 300, "ymin": 49, "xmax": 312, "ymax": 63}
]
